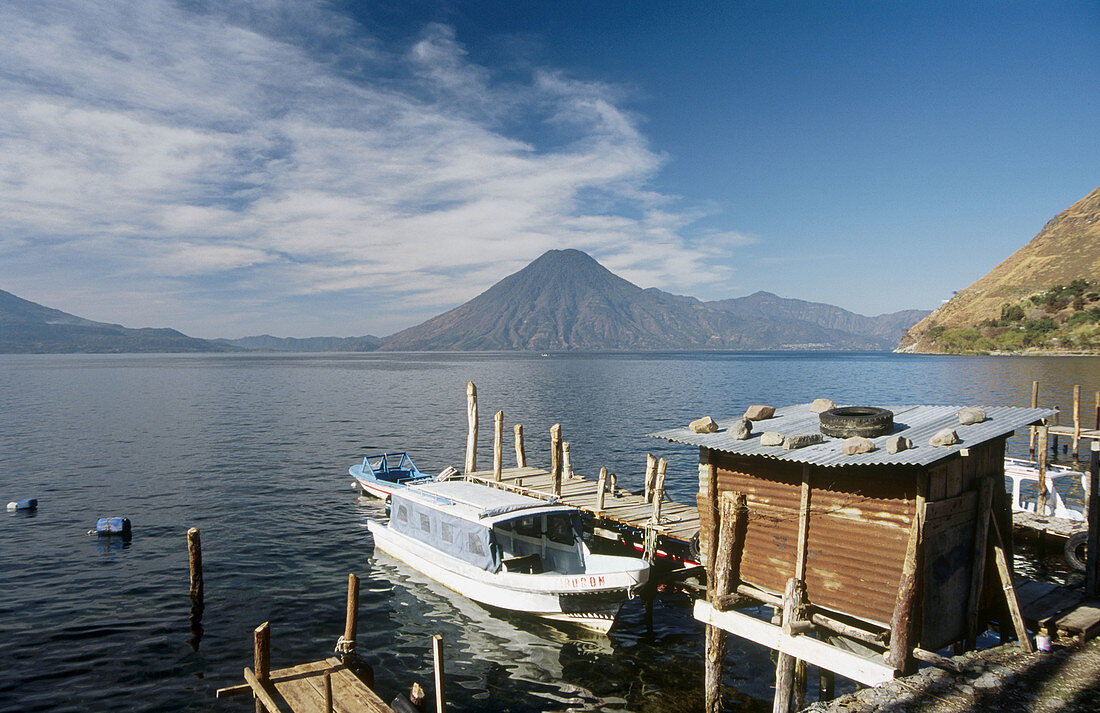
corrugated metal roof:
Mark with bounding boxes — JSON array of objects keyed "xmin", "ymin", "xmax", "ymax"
[{"xmin": 648, "ymin": 404, "xmax": 1055, "ymax": 467}]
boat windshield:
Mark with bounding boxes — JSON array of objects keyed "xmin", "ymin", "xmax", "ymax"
[{"xmin": 494, "ymin": 511, "xmax": 585, "ymax": 575}]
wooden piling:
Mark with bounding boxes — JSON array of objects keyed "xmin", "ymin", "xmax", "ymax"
[
  {"xmin": 432, "ymin": 634, "xmax": 446, "ymax": 713},
  {"xmin": 493, "ymin": 411, "xmax": 503, "ymax": 482},
  {"xmin": 1095, "ymin": 391, "xmax": 1100, "ymax": 431},
  {"xmin": 1073, "ymin": 385, "xmax": 1082, "ymax": 460},
  {"xmin": 1087, "ymin": 442, "xmax": 1100, "ymax": 597},
  {"xmin": 1037, "ymin": 426, "xmax": 1049, "ymax": 516},
  {"xmin": 464, "ymin": 382, "xmax": 478, "ymax": 474},
  {"xmin": 596, "ymin": 467, "xmax": 608, "ymax": 512},
  {"xmin": 705, "ymin": 492, "xmax": 746, "ymax": 713},
  {"xmin": 550, "ymin": 424, "xmax": 562, "ymax": 496},
  {"xmin": 772, "ymin": 577, "xmax": 804, "ymax": 713},
  {"xmin": 1030, "ymin": 381, "xmax": 1039, "ymax": 454},
  {"xmin": 652, "ymin": 457, "xmax": 667, "ymax": 522},
  {"xmin": 188, "ymin": 527, "xmax": 204, "ymax": 608},
  {"xmin": 323, "ymin": 671, "xmax": 333, "ymax": 713},
  {"xmin": 343, "ymin": 573, "xmax": 359, "ymax": 653},
  {"xmin": 514, "ymin": 424, "xmax": 526, "ymax": 468},
  {"xmin": 254, "ymin": 622, "xmax": 270, "ymax": 713},
  {"xmin": 609, "ymin": 472, "xmax": 617, "ymax": 495},
  {"xmin": 562, "ymin": 441, "xmax": 573, "ymax": 479},
  {"xmin": 794, "ymin": 466, "xmax": 811, "ymax": 582},
  {"xmin": 644, "ymin": 454, "xmax": 657, "ymax": 503},
  {"xmin": 887, "ymin": 488, "xmax": 925, "ymax": 672}
]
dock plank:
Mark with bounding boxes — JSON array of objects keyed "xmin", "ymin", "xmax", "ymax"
[{"xmin": 1053, "ymin": 599, "xmax": 1100, "ymax": 639}]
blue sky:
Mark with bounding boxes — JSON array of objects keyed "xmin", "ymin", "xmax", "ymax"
[{"xmin": 1, "ymin": 1, "xmax": 1096, "ymax": 338}]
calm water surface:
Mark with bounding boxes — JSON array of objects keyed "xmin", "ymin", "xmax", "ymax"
[{"xmin": 1, "ymin": 352, "xmax": 1097, "ymax": 712}]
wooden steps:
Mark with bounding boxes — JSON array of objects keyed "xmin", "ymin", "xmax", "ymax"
[{"xmin": 1015, "ymin": 578, "xmax": 1100, "ymax": 642}]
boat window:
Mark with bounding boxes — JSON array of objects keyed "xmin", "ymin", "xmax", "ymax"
[
  {"xmin": 420, "ymin": 513, "xmax": 431, "ymax": 533},
  {"xmin": 514, "ymin": 516, "xmax": 541, "ymax": 538},
  {"xmin": 496, "ymin": 521, "xmax": 513, "ymax": 533},
  {"xmin": 547, "ymin": 515, "xmax": 576, "ymax": 545},
  {"xmin": 396, "ymin": 505, "xmax": 407, "ymax": 523},
  {"xmin": 467, "ymin": 533, "xmax": 485, "ymax": 556},
  {"xmin": 441, "ymin": 521, "xmax": 453, "ymax": 544}
]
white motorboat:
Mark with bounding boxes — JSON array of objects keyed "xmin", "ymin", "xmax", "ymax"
[
  {"xmin": 1004, "ymin": 457, "xmax": 1086, "ymax": 521},
  {"xmin": 367, "ymin": 480, "xmax": 650, "ymax": 633}
]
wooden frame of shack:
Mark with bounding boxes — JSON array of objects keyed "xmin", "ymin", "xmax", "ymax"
[{"xmin": 651, "ymin": 403, "xmax": 1053, "ymax": 713}]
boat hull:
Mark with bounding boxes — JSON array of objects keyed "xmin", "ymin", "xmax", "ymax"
[{"xmin": 368, "ymin": 521, "xmax": 648, "ymax": 633}]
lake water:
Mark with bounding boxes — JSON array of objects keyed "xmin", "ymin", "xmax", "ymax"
[{"xmin": 1, "ymin": 351, "xmax": 1097, "ymax": 713}]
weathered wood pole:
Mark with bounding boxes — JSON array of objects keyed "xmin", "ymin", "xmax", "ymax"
[
  {"xmin": 514, "ymin": 424, "xmax": 526, "ymax": 468},
  {"xmin": 772, "ymin": 577, "xmax": 804, "ymax": 713},
  {"xmin": 818, "ymin": 635, "xmax": 836, "ymax": 703},
  {"xmin": 1037, "ymin": 426, "xmax": 1050, "ymax": 516},
  {"xmin": 254, "ymin": 622, "xmax": 270, "ymax": 713},
  {"xmin": 493, "ymin": 410, "xmax": 503, "ymax": 481},
  {"xmin": 187, "ymin": 527, "xmax": 204, "ymax": 608},
  {"xmin": 887, "ymin": 490, "xmax": 925, "ymax": 672},
  {"xmin": 432, "ymin": 634, "xmax": 446, "ymax": 713},
  {"xmin": 562, "ymin": 441, "xmax": 573, "ymax": 479},
  {"xmin": 794, "ymin": 466, "xmax": 812, "ymax": 582},
  {"xmin": 609, "ymin": 472, "xmax": 617, "ymax": 495},
  {"xmin": 465, "ymin": 382, "xmax": 478, "ymax": 474},
  {"xmin": 989, "ymin": 515, "xmax": 1033, "ymax": 652},
  {"xmin": 1087, "ymin": 441, "xmax": 1100, "ymax": 597},
  {"xmin": 1073, "ymin": 385, "xmax": 1082, "ymax": 460},
  {"xmin": 596, "ymin": 467, "xmax": 608, "ymax": 512},
  {"xmin": 644, "ymin": 454, "xmax": 657, "ymax": 503},
  {"xmin": 1030, "ymin": 380, "xmax": 1039, "ymax": 454},
  {"xmin": 965, "ymin": 475, "xmax": 994, "ymax": 649},
  {"xmin": 550, "ymin": 424, "xmax": 562, "ymax": 496},
  {"xmin": 324, "ymin": 671, "xmax": 333, "ymax": 713},
  {"xmin": 1052, "ymin": 409, "xmax": 1061, "ymax": 456},
  {"xmin": 652, "ymin": 458, "xmax": 667, "ymax": 522},
  {"xmin": 1095, "ymin": 391, "xmax": 1100, "ymax": 431},
  {"xmin": 343, "ymin": 573, "xmax": 359, "ymax": 657}
]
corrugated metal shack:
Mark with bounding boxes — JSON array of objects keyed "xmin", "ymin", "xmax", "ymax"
[{"xmin": 651, "ymin": 403, "xmax": 1053, "ymax": 713}]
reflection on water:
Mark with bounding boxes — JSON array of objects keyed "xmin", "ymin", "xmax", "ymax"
[{"xmin": 0, "ymin": 351, "xmax": 1096, "ymax": 712}]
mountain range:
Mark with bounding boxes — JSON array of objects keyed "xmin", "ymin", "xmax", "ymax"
[{"xmin": 1, "ymin": 250, "xmax": 926, "ymax": 353}]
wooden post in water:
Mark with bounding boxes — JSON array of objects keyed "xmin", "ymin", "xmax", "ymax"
[
  {"xmin": 493, "ymin": 411, "xmax": 503, "ymax": 481},
  {"xmin": 514, "ymin": 424, "xmax": 526, "ymax": 468},
  {"xmin": 1073, "ymin": 385, "xmax": 1082, "ymax": 460},
  {"xmin": 562, "ymin": 441, "xmax": 573, "ymax": 479},
  {"xmin": 1030, "ymin": 380, "xmax": 1039, "ymax": 454},
  {"xmin": 644, "ymin": 454, "xmax": 657, "ymax": 503},
  {"xmin": 596, "ymin": 467, "xmax": 608, "ymax": 513},
  {"xmin": 1095, "ymin": 391, "xmax": 1100, "ymax": 431},
  {"xmin": 652, "ymin": 458, "xmax": 667, "ymax": 522},
  {"xmin": 253, "ymin": 622, "xmax": 270, "ymax": 713},
  {"xmin": 705, "ymin": 492, "xmax": 746, "ymax": 713},
  {"xmin": 1037, "ymin": 426, "xmax": 1050, "ymax": 516},
  {"xmin": 432, "ymin": 634, "xmax": 446, "ymax": 713},
  {"xmin": 188, "ymin": 527, "xmax": 204, "ymax": 608},
  {"xmin": 550, "ymin": 424, "xmax": 562, "ymax": 496},
  {"xmin": 342, "ymin": 573, "xmax": 360, "ymax": 659},
  {"xmin": 1087, "ymin": 442, "xmax": 1100, "ymax": 597},
  {"xmin": 1051, "ymin": 410, "xmax": 1061, "ymax": 457},
  {"xmin": 608, "ymin": 472, "xmax": 617, "ymax": 495},
  {"xmin": 464, "ymin": 382, "xmax": 478, "ymax": 474}
]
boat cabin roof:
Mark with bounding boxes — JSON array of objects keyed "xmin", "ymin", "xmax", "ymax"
[{"xmin": 395, "ymin": 480, "xmax": 575, "ymax": 525}]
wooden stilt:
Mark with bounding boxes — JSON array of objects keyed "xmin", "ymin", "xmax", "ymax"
[
  {"xmin": 514, "ymin": 424, "xmax": 526, "ymax": 468},
  {"xmin": 644, "ymin": 454, "xmax": 657, "ymax": 503},
  {"xmin": 989, "ymin": 515, "xmax": 1033, "ymax": 652},
  {"xmin": 253, "ymin": 622, "xmax": 270, "ymax": 713},
  {"xmin": 772, "ymin": 577, "xmax": 804, "ymax": 713},
  {"xmin": 1073, "ymin": 385, "xmax": 1082, "ymax": 460},
  {"xmin": 562, "ymin": 441, "xmax": 573, "ymax": 480},
  {"xmin": 1095, "ymin": 391, "xmax": 1100, "ymax": 431},
  {"xmin": 794, "ymin": 466, "xmax": 811, "ymax": 582},
  {"xmin": 818, "ymin": 635, "xmax": 835, "ymax": 703},
  {"xmin": 1037, "ymin": 426, "xmax": 1049, "ymax": 516},
  {"xmin": 793, "ymin": 660, "xmax": 807, "ymax": 712},
  {"xmin": 493, "ymin": 411, "xmax": 503, "ymax": 482},
  {"xmin": 1087, "ymin": 442, "xmax": 1100, "ymax": 597},
  {"xmin": 705, "ymin": 491, "xmax": 745, "ymax": 713},
  {"xmin": 550, "ymin": 424, "xmax": 562, "ymax": 496},
  {"xmin": 343, "ymin": 573, "xmax": 359, "ymax": 654},
  {"xmin": 188, "ymin": 527, "xmax": 204, "ymax": 608},
  {"xmin": 464, "ymin": 382, "xmax": 478, "ymax": 474},
  {"xmin": 887, "ymin": 489, "xmax": 926, "ymax": 672},
  {"xmin": 432, "ymin": 634, "xmax": 446, "ymax": 713},
  {"xmin": 609, "ymin": 472, "xmax": 617, "ymax": 495}
]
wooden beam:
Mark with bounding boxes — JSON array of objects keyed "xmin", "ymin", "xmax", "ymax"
[
  {"xmin": 965, "ymin": 476, "xmax": 994, "ymax": 648},
  {"xmin": 652, "ymin": 458, "xmax": 667, "ymax": 522},
  {"xmin": 493, "ymin": 411, "xmax": 503, "ymax": 482},
  {"xmin": 644, "ymin": 454, "xmax": 657, "ymax": 504},
  {"xmin": 713, "ymin": 491, "xmax": 747, "ymax": 604},
  {"xmin": 794, "ymin": 465, "xmax": 811, "ymax": 583},
  {"xmin": 550, "ymin": 424, "xmax": 562, "ymax": 497},
  {"xmin": 1074, "ymin": 385, "xmax": 1082, "ymax": 460},
  {"xmin": 243, "ymin": 667, "xmax": 286, "ymax": 713},
  {"xmin": 989, "ymin": 514, "xmax": 1034, "ymax": 652},
  {"xmin": 254, "ymin": 621, "xmax": 271, "ymax": 713},
  {"xmin": 1030, "ymin": 380, "xmax": 1039, "ymax": 454},
  {"xmin": 1087, "ymin": 442, "xmax": 1100, "ymax": 597},
  {"xmin": 912, "ymin": 647, "xmax": 963, "ymax": 673},
  {"xmin": 596, "ymin": 467, "xmax": 607, "ymax": 513},
  {"xmin": 887, "ymin": 490, "xmax": 925, "ymax": 672},
  {"xmin": 432, "ymin": 634, "xmax": 446, "ymax": 713},
  {"xmin": 1037, "ymin": 426, "xmax": 1049, "ymax": 516},
  {"xmin": 694, "ymin": 601, "xmax": 896, "ymax": 686},
  {"xmin": 343, "ymin": 574, "xmax": 359, "ymax": 654},
  {"xmin": 773, "ymin": 577, "xmax": 804, "ymax": 713}
]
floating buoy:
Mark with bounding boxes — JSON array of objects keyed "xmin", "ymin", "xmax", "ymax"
[
  {"xmin": 6, "ymin": 498, "xmax": 37, "ymax": 511},
  {"xmin": 95, "ymin": 517, "xmax": 132, "ymax": 535}
]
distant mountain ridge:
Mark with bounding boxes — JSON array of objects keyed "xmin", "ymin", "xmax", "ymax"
[
  {"xmin": 900, "ymin": 186, "xmax": 1100, "ymax": 353},
  {"xmin": 379, "ymin": 249, "xmax": 924, "ymax": 351},
  {"xmin": 2, "ymin": 251, "xmax": 927, "ymax": 353}
]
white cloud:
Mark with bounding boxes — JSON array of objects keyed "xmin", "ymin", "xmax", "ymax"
[{"xmin": 0, "ymin": 0, "xmax": 750, "ymax": 337}]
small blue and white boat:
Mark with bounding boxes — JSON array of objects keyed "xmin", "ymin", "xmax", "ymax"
[
  {"xmin": 368, "ymin": 480, "xmax": 650, "ymax": 633},
  {"xmin": 350, "ymin": 452, "xmax": 449, "ymax": 499}
]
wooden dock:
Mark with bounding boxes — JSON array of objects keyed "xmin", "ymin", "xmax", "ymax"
[
  {"xmin": 1016, "ymin": 578, "xmax": 1100, "ymax": 643},
  {"xmin": 465, "ymin": 465, "xmax": 701, "ymax": 553}
]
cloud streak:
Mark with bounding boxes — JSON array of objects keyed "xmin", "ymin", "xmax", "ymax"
[{"xmin": 0, "ymin": 1, "xmax": 742, "ymax": 337}]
